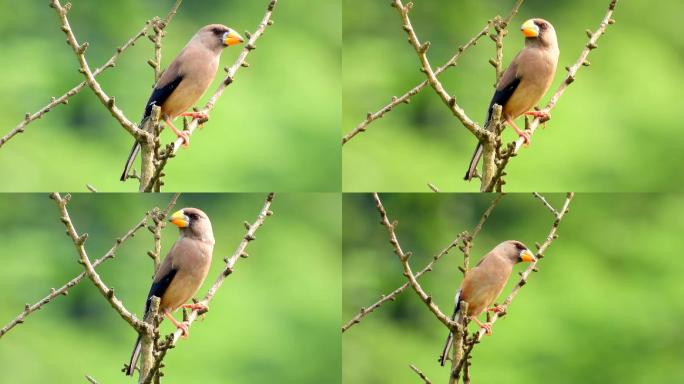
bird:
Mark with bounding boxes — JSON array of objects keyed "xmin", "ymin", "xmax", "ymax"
[
  {"xmin": 120, "ymin": 24, "xmax": 244, "ymax": 181},
  {"xmin": 464, "ymin": 18, "xmax": 559, "ymax": 181},
  {"xmin": 126, "ymin": 208, "xmax": 215, "ymax": 376},
  {"xmin": 438, "ymin": 240, "xmax": 536, "ymax": 366}
]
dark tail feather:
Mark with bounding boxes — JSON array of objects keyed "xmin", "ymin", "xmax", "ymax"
[
  {"xmin": 438, "ymin": 291, "xmax": 462, "ymax": 366},
  {"xmin": 126, "ymin": 334, "xmax": 142, "ymax": 376},
  {"xmin": 464, "ymin": 143, "xmax": 483, "ymax": 181},
  {"xmin": 120, "ymin": 142, "xmax": 141, "ymax": 181}
]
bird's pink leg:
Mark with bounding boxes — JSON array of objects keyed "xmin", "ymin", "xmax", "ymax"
[
  {"xmin": 470, "ymin": 316, "xmax": 493, "ymax": 335},
  {"xmin": 164, "ymin": 309, "xmax": 190, "ymax": 338},
  {"xmin": 523, "ymin": 110, "xmax": 550, "ymax": 121},
  {"xmin": 164, "ymin": 117, "xmax": 191, "ymax": 147},
  {"xmin": 487, "ymin": 305, "xmax": 505, "ymax": 314},
  {"xmin": 181, "ymin": 302, "xmax": 208, "ymax": 313},
  {"xmin": 179, "ymin": 111, "xmax": 209, "ymax": 129},
  {"xmin": 524, "ymin": 110, "xmax": 551, "ymax": 128},
  {"xmin": 506, "ymin": 116, "xmax": 530, "ymax": 146},
  {"xmin": 178, "ymin": 111, "xmax": 208, "ymax": 121}
]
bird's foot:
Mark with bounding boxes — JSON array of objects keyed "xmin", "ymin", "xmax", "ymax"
[
  {"xmin": 524, "ymin": 110, "xmax": 551, "ymax": 124},
  {"xmin": 166, "ymin": 118, "xmax": 192, "ymax": 147},
  {"xmin": 176, "ymin": 321, "xmax": 190, "ymax": 339},
  {"xmin": 182, "ymin": 302, "xmax": 209, "ymax": 314},
  {"xmin": 172, "ymin": 128, "xmax": 191, "ymax": 148},
  {"xmin": 487, "ymin": 305, "xmax": 505, "ymax": 314},
  {"xmin": 512, "ymin": 125, "xmax": 531, "ymax": 146},
  {"xmin": 479, "ymin": 322, "xmax": 493, "ymax": 335},
  {"xmin": 180, "ymin": 111, "xmax": 209, "ymax": 126}
]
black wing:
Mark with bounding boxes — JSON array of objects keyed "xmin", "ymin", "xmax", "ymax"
[
  {"xmin": 142, "ymin": 75, "xmax": 184, "ymax": 119},
  {"xmin": 484, "ymin": 77, "xmax": 521, "ymax": 128},
  {"xmin": 144, "ymin": 268, "xmax": 178, "ymax": 314}
]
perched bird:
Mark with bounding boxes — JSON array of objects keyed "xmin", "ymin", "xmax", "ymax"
[
  {"xmin": 438, "ymin": 240, "xmax": 536, "ymax": 366},
  {"xmin": 464, "ymin": 18, "xmax": 559, "ymax": 181},
  {"xmin": 120, "ymin": 24, "xmax": 244, "ymax": 181},
  {"xmin": 126, "ymin": 208, "xmax": 215, "ymax": 376}
]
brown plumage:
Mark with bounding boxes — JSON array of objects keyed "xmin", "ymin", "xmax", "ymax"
[
  {"xmin": 438, "ymin": 240, "xmax": 536, "ymax": 366},
  {"xmin": 126, "ymin": 208, "xmax": 215, "ymax": 376},
  {"xmin": 465, "ymin": 18, "xmax": 559, "ymax": 181},
  {"xmin": 120, "ymin": 24, "xmax": 243, "ymax": 181}
]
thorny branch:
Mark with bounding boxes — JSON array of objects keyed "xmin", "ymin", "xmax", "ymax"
[
  {"xmin": 410, "ymin": 364, "xmax": 433, "ymax": 384},
  {"xmin": 49, "ymin": 192, "xmax": 150, "ymax": 333},
  {"xmin": 391, "ymin": 1, "xmax": 489, "ymax": 141},
  {"xmin": 341, "ymin": 20, "xmax": 493, "ymax": 145},
  {"xmin": 50, "ymin": 0, "xmax": 147, "ymax": 140},
  {"xmin": 0, "ymin": 23, "xmax": 149, "ymax": 149},
  {"xmin": 342, "ymin": 193, "xmax": 503, "ymax": 333},
  {"xmin": 373, "ymin": 193, "xmax": 458, "ymax": 330},
  {"xmin": 0, "ymin": 207, "xmax": 151, "ymax": 339},
  {"xmin": 147, "ymin": 193, "xmax": 180, "ymax": 271},
  {"xmin": 148, "ymin": 0, "xmax": 182, "ymax": 82}
]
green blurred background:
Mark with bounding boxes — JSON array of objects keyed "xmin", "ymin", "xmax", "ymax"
[
  {"xmin": 0, "ymin": 193, "xmax": 340, "ymax": 383},
  {"xmin": 342, "ymin": 0, "xmax": 684, "ymax": 192},
  {"xmin": 343, "ymin": 193, "xmax": 684, "ymax": 383},
  {"xmin": 0, "ymin": 0, "xmax": 340, "ymax": 192}
]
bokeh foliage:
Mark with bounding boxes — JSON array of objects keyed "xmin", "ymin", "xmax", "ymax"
[
  {"xmin": 343, "ymin": 193, "xmax": 684, "ymax": 383},
  {"xmin": 0, "ymin": 193, "xmax": 340, "ymax": 383},
  {"xmin": 342, "ymin": 0, "xmax": 684, "ymax": 192},
  {"xmin": 0, "ymin": 0, "xmax": 340, "ymax": 192}
]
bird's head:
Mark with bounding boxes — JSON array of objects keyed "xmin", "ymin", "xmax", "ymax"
[
  {"xmin": 169, "ymin": 207, "xmax": 215, "ymax": 243},
  {"xmin": 196, "ymin": 24, "xmax": 244, "ymax": 52},
  {"xmin": 498, "ymin": 240, "xmax": 536, "ymax": 264},
  {"xmin": 521, "ymin": 18, "xmax": 557, "ymax": 48}
]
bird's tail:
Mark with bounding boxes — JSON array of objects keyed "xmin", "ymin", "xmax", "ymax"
[
  {"xmin": 120, "ymin": 142, "xmax": 141, "ymax": 181},
  {"xmin": 120, "ymin": 115, "xmax": 152, "ymax": 181},
  {"xmin": 438, "ymin": 290, "xmax": 462, "ymax": 366},
  {"xmin": 464, "ymin": 108, "xmax": 497, "ymax": 181},
  {"xmin": 126, "ymin": 334, "xmax": 142, "ymax": 376},
  {"xmin": 464, "ymin": 143, "xmax": 483, "ymax": 181}
]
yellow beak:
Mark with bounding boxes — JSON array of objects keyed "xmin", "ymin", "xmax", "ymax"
[
  {"xmin": 169, "ymin": 210, "xmax": 189, "ymax": 228},
  {"xmin": 521, "ymin": 19, "xmax": 539, "ymax": 38},
  {"xmin": 224, "ymin": 31, "xmax": 244, "ymax": 46},
  {"xmin": 520, "ymin": 249, "xmax": 537, "ymax": 263}
]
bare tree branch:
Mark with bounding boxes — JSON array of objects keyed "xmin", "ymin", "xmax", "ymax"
[
  {"xmin": 147, "ymin": 193, "xmax": 181, "ymax": 271},
  {"xmin": 342, "ymin": 232, "xmax": 464, "ymax": 333},
  {"xmin": 532, "ymin": 192, "xmax": 558, "ymax": 217},
  {"xmin": 342, "ymin": 193, "xmax": 503, "ymax": 333},
  {"xmin": 409, "ymin": 364, "xmax": 433, "ymax": 384},
  {"xmin": 0, "ymin": 207, "xmax": 150, "ymax": 339},
  {"xmin": 50, "ymin": 0, "xmax": 148, "ymax": 144},
  {"xmin": 148, "ymin": 0, "xmax": 182, "ymax": 82},
  {"xmin": 373, "ymin": 193, "xmax": 458, "ymax": 330},
  {"xmin": 341, "ymin": 20, "xmax": 493, "ymax": 145},
  {"xmin": 49, "ymin": 192, "xmax": 150, "ymax": 333},
  {"xmin": 0, "ymin": 23, "xmax": 149, "ymax": 149},
  {"xmin": 489, "ymin": 0, "xmax": 524, "ymax": 83},
  {"xmin": 391, "ymin": 1, "xmax": 490, "ymax": 141}
]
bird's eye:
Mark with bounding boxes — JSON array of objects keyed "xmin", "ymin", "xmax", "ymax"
[{"xmin": 212, "ymin": 28, "xmax": 222, "ymax": 35}]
